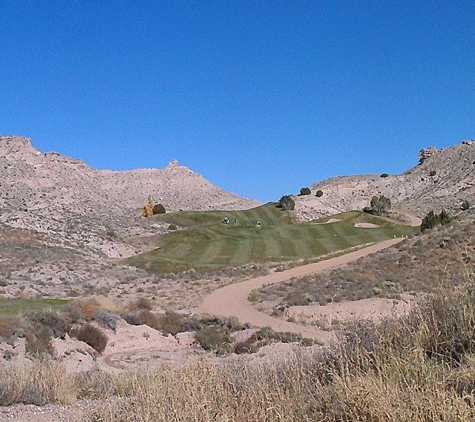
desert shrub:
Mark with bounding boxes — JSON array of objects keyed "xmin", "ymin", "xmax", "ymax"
[
  {"xmin": 0, "ymin": 362, "xmax": 76, "ymax": 406},
  {"xmin": 168, "ymin": 224, "xmax": 177, "ymax": 231},
  {"xmin": 283, "ymin": 291, "xmax": 309, "ymax": 306},
  {"xmin": 277, "ymin": 195, "xmax": 295, "ymax": 211},
  {"xmin": 380, "ymin": 173, "xmax": 389, "ymax": 178},
  {"xmin": 94, "ymin": 309, "xmax": 120, "ymax": 331},
  {"xmin": 194, "ymin": 326, "xmax": 233, "ymax": 354},
  {"xmin": 64, "ymin": 300, "xmax": 85, "ymax": 323},
  {"xmin": 28, "ymin": 309, "xmax": 68, "ymax": 339},
  {"xmin": 73, "ymin": 298, "xmax": 99, "ymax": 322},
  {"xmin": 152, "ymin": 203, "xmax": 166, "ymax": 215},
  {"xmin": 25, "ymin": 326, "xmax": 54, "ymax": 357},
  {"xmin": 128, "ymin": 297, "xmax": 153, "ymax": 311},
  {"xmin": 70, "ymin": 324, "xmax": 108, "ymax": 353},
  {"xmin": 429, "ymin": 170, "xmax": 437, "ymax": 176},
  {"xmin": 369, "ymin": 195, "xmax": 391, "ymax": 215},
  {"xmin": 462, "ymin": 200, "xmax": 470, "ymax": 210},
  {"xmin": 0, "ymin": 316, "xmax": 22, "ymax": 340},
  {"xmin": 248, "ymin": 289, "xmax": 260, "ymax": 302},
  {"xmin": 421, "ymin": 209, "xmax": 452, "ymax": 232},
  {"xmin": 123, "ymin": 313, "xmax": 141, "ymax": 326},
  {"xmin": 137, "ymin": 310, "xmax": 161, "ymax": 330},
  {"xmin": 315, "ymin": 189, "xmax": 323, "ymax": 197},
  {"xmin": 157, "ymin": 311, "xmax": 184, "ymax": 336},
  {"xmin": 299, "ymin": 187, "xmax": 311, "ymax": 195}
]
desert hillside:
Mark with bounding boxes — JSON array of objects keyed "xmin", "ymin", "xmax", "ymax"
[
  {"xmin": 0, "ymin": 136, "xmax": 261, "ymax": 259},
  {"xmin": 294, "ymin": 140, "xmax": 475, "ymax": 221}
]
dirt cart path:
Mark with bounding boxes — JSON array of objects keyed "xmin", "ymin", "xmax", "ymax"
[{"xmin": 201, "ymin": 238, "xmax": 403, "ymax": 344}]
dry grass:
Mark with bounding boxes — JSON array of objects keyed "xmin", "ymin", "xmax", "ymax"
[
  {"xmin": 2, "ymin": 285, "xmax": 475, "ymax": 420},
  {"xmin": 0, "ymin": 362, "xmax": 76, "ymax": 406}
]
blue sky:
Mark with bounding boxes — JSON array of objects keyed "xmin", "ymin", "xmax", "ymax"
[{"xmin": 1, "ymin": 1, "xmax": 474, "ymax": 202}]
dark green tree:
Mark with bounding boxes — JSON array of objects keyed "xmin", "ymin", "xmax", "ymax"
[{"xmin": 278, "ymin": 195, "xmax": 295, "ymax": 211}]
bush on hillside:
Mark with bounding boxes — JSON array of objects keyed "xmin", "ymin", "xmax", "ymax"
[
  {"xmin": 369, "ymin": 195, "xmax": 391, "ymax": 215},
  {"xmin": 315, "ymin": 190, "xmax": 323, "ymax": 197},
  {"xmin": 420, "ymin": 209, "xmax": 452, "ymax": 232},
  {"xmin": 277, "ymin": 195, "xmax": 295, "ymax": 211},
  {"xmin": 299, "ymin": 187, "xmax": 311, "ymax": 196},
  {"xmin": 152, "ymin": 203, "xmax": 166, "ymax": 215},
  {"xmin": 380, "ymin": 173, "xmax": 389, "ymax": 178},
  {"xmin": 429, "ymin": 170, "xmax": 437, "ymax": 176},
  {"xmin": 70, "ymin": 324, "xmax": 108, "ymax": 353},
  {"xmin": 29, "ymin": 310, "xmax": 68, "ymax": 339},
  {"xmin": 461, "ymin": 200, "xmax": 470, "ymax": 210},
  {"xmin": 194, "ymin": 326, "xmax": 233, "ymax": 354}
]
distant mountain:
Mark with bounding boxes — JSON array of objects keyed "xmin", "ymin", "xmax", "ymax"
[{"xmin": 294, "ymin": 140, "xmax": 475, "ymax": 221}]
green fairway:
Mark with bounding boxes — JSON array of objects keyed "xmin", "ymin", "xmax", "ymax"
[
  {"xmin": 126, "ymin": 204, "xmax": 418, "ymax": 274},
  {"xmin": 0, "ymin": 298, "xmax": 69, "ymax": 316}
]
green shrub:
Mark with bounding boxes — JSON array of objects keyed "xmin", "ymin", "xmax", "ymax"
[
  {"xmin": 248, "ymin": 289, "xmax": 260, "ymax": 302},
  {"xmin": 194, "ymin": 326, "xmax": 233, "ymax": 354},
  {"xmin": 429, "ymin": 170, "xmax": 437, "ymax": 176},
  {"xmin": 168, "ymin": 224, "xmax": 177, "ymax": 230},
  {"xmin": 152, "ymin": 204, "xmax": 166, "ymax": 215},
  {"xmin": 380, "ymin": 173, "xmax": 389, "ymax": 178},
  {"xmin": 421, "ymin": 209, "xmax": 452, "ymax": 232},
  {"xmin": 299, "ymin": 187, "xmax": 311, "ymax": 196},
  {"xmin": 70, "ymin": 324, "xmax": 108, "ymax": 353},
  {"xmin": 315, "ymin": 190, "xmax": 323, "ymax": 197},
  {"xmin": 277, "ymin": 195, "xmax": 295, "ymax": 211},
  {"xmin": 461, "ymin": 200, "xmax": 470, "ymax": 210}
]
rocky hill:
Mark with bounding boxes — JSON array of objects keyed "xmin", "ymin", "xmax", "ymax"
[
  {"xmin": 0, "ymin": 136, "xmax": 261, "ymax": 259},
  {"xmin": 294, "ymin": 140, "xmax": 475, "ymax": 221}
]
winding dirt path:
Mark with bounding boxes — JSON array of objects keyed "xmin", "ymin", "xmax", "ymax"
[{"xmin": 201, "ymin": 238, "xmax": 404, "ymax": 344}]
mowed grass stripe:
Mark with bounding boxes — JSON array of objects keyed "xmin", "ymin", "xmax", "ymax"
[
  {"xmin": 126, "ymin": 204, "xmax": 419, "ymax": 274},
  {"xmin": 229, "ymin": 239, "xmax": 253, "ymax": 265},
  {"xmin": 188, "ymin": 239, "xmax": 227, "ymax": 265}
]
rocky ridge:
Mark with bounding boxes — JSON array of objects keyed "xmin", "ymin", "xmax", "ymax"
[
  {"xmin": 294, "ymin": 140, "xmax": 475, "ymax": 221},
  {"xmin": 0, "ymin": 136, "xmax": 261, "ymax": 258}
]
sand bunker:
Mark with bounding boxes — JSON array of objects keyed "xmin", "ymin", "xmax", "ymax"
[{"xmin": 355, "ymin": 222, "xmax": 380, "ymax": 228}]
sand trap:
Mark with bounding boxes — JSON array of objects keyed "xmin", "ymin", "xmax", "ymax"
[
  {"xmin": 355, "ymin": 222, "xmax": 379, "ymax": 228},
  {"xmin": 314, "ymin": 218, "xmax": 341, "ymax": 225}
]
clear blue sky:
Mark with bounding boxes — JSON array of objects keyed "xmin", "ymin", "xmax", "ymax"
[{"xmin": 1, "ymin": 1, "xmax": 474, "ymax": 202}]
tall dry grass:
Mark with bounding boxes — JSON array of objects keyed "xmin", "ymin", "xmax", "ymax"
[
  {"xmin": 0, "ymin": 361, "xmax": 75, "ymax": 406},
  {"xmin": 90, "ymin": 285, "xmax": 475, "ymax": 421},
  {"xmin": 3, "ymin": 285, "xmax": 475, "ymax": 420}
]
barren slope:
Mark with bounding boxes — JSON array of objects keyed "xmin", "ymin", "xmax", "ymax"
[
  {"xmin": 294, "ymin": 140, "xmax": 475, "ymax": 221},
  {"xmin": 0, "ymin": 136, "xmax": 261, "ymax": 258}
]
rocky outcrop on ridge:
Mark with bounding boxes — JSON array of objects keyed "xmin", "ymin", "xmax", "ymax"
[{"xmin": 294, "ymin": 140, "xmax": 475, "ymax": 221}]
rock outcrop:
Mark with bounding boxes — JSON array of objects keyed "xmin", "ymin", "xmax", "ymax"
[{"xmin": 294, "ymin": 140, "xmax": 475, "ymax": 221}]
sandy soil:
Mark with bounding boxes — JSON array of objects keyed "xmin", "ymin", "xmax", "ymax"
[{"xmin": 201, "ymin": 238, "xmax": 404, "ymax": 344}]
